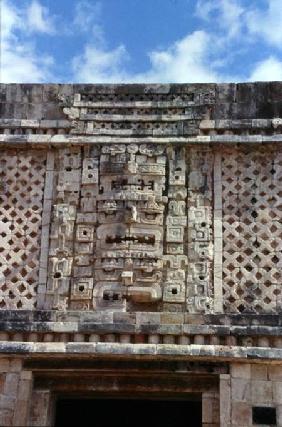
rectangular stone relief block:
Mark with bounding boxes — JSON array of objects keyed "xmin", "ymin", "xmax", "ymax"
[
  {"xmin": 76, "ymin": 224, "xmax": 95, "ymax": 242},
  {"xmin": 165, "ymin": 243, "xmax": 184, "ymax": 254},
  {"xmin": 76, "ymin": 213, "xmax": 97, "ymax": 224},
  {"xmin": 166, "ymin": 226, "xmax": 184, "ymax": 242},
  {"xmin": 163, "ymin": 283, "xmax": 185, "ymax": 303},
  {"xmin": 71, "ymin": 278, "xmax": 94, "ymax": 300},
  {"xmin": 47, "ymin": 277, "xmax": 70, "ymax": 295},
  {"xmin": 73, "ymin": 266, "xmax": 93, "ymax": 277},
  {"xmin": 74, "ymin": 255, "xmax": 92, "ymax": 266},
  {"xmin": 82, "ymin": 158, "xmax": 99, "ymax": 184},
  {"xmin": 188, "ymin": 225, "xmax": 210, "ymax": 242},
  {"xmin": 166, "ymin": 216, "xmax": 187, "ymax": 226}
]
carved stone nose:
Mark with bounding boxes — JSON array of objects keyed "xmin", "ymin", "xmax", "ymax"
[
  {"xmin": 130, "ymin": 205, "xmax": 137, "ymax": 222},
  {"xmin": 126, "ymin": 204, "xmax": 138, "ymax": 223}
]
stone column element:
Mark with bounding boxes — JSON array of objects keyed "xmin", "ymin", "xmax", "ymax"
[
  {"xmin": 187, "ymin": 146, "xmax": 214, "ymax": 313},
  {"xmin": 220, "ymin": 373, "xmax": 231, "ymax": 427},
  {"xmin": 213, "ymin": 151, "xmax": 223, "ymax": 313},
  {"xmin": 0, "ymin": 358, "xmax": 33, "ymax": 427},
  {"xmin": 38, "ymin": 150, "xmax": 55, "ymax": 309},
  {"xmin": 29, "ymin": 389, "xmax": 53, "ymax": 427}
]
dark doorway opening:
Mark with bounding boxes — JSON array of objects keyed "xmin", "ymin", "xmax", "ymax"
[{"xmin": 55, "ymin": 396, "xmax": 202, "ymax": 427}]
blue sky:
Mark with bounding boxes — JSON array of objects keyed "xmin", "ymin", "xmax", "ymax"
[{"xmin": 1, "ymin": 0, "xmax": 282, "ymax": 83}]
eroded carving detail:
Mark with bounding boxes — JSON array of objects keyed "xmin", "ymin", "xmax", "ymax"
[
  {"xmin": 163, "ymin": 148, "xmax": 188, "ymax": 311},
  {"xmin": 94, "ymin": 143, "xmax": 166, "ymax": 311},
  {"xmin": 186, "ymin": 148, "xmax": 214, "ymax": 313}
]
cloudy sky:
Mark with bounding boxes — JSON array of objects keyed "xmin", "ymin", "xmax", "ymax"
[{"xmin": 1, "ymin": 0, "xmax": 282, "ymax": 83}]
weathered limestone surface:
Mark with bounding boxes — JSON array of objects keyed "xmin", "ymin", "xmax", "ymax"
[
  {"xmin": 0, "ymin": 83, "xmax": 281, "ymax": 426},
  {"xmin": 220, "ymin": 364, "xmax": 282, "ymax": 427}
]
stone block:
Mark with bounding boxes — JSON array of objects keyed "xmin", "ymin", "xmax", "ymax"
[
  {"xmin": 231, "ymin": 378, "xmax": 251, "ymax": 402},
  {"xmin": 20, "ymin": 371, "xmax": 32, "ymax": 381},
  {"xmin": 0, "ymin": 409, "xmax": 13, "ymax": 427},
  {"xmin": 0, "ymin": 359, "xmax": 10, "ymax": 372},
  {"xmin": 269, "ymin": 366, "xmax": 282, "ymax": 381},
  {"xmin": 3, "ymin": 373, "xmax": 19, "ymax": 397},
  {"xmin": 202, "ymin": 393, "xmax": 219, "ymax": 423},
  {"xmin": 0, "ymin": 395, "xmax": 16, "ymax": 411},
  {"xmin": 231, "ymin": 402, "xmax": 251, "ymax": 426},
  {"xmin": 231, "ymin": 363, "xmax": 251, "ymax": 379},
  {"xmin": 273, "ymin": 381, "xmax": 282, "ymax": 404},
  {"xmin": 251, "ymin": 364, "xmax": 268, "ymax": 380},
  {"xmin": 29, "ymin": 390, "xmax": 50, "ymax": 427},
  {"xmin": 220, "ymin": 375, "xmax": 231, "ymax": 426},
  {"xmin": 136, "ymin": 313, "xmax": 161, "ymax": 325},
  {"xmin": 277, "ymin": 404, "xmax": 282, "ymax": 427},
  {"xmin": 251, "ymin": 380, "xmax": 273, "ymax": 403},
  {"xmin": 160, "ymin": 313, "xmax": 184, "ymax": 324},
  {"xmin": 9, "ymin": 359, "xmax": 22, "ymax": 372}
]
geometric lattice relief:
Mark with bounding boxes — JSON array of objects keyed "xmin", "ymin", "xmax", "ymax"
[
  {"xmin": 0, "ymin": 150, "xmax": 46, "ymax": 309},
  {"xmin": 222, "ymin": 146, "xmax": 282, "ymax": 313}
]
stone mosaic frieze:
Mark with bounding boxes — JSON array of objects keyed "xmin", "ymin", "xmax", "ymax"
[
  {"xmin": 45, "ymin": 144, "xmax": 213, "ymax": 313},
  {"xmin": 0, "ymin": 83, "xmax": 281, "ymax": 315}
]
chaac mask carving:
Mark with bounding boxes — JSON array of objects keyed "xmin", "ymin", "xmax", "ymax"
[
  {"xmin": 46, "ymin": 90, "xmax": 214, "ymax": 313},
  {"xmin": 94, "ymin": 143, "xmax": 167, "ymax": 310},
  {"xmin": 47, "ymin": 143, "xmax": 213, "ymax": 313},
  {"xmin": 48, "ymin": 144, "xmax": 168, "ymax": 311}
]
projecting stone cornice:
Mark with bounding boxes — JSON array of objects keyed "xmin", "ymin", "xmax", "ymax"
[
  {"xmin": 0, "ymin": 341, "xmax": 282, "ymax": 362},
  {"xmin": 1, "ymin": 134, "xmax": 282, "ymax": 146}
]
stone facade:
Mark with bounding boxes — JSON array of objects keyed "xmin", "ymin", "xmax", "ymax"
[{"xmin": 0, "ymin": 83, "xmax": 281, "ymax": 426}]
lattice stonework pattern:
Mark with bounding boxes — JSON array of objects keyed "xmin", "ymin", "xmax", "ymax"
[
  {"xmin": 0, "ymin": 150, "xmax": 46, "ymax": 309},
  {"xmin": 222, "ymin": 146, "xmax": 282, "ymax": 313}
]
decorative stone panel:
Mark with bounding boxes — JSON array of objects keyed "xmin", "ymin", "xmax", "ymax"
[
  {"xmin": 0, "ymin": 150, "xmax": 46, "ymax": 309},
  {"xmin": 186, "ymin": 147, "xmax": 214, "ymax": 313},
  {"xmin": 45, "ymin": 143, "xmax": 214, "ymax": 313},
  {"xmin": 0, "ymin": 84, "xmax": 281, "ymax": 316},
  {"xmin": 222, "ymin": 146, "xmax": 282, "ymax": 313}
]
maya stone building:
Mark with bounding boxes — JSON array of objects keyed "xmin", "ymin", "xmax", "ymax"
[{"xmin": 0, "ymin": 82, "xmax": 282, "ymax": 426}]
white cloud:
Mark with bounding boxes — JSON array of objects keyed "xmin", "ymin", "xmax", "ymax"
[
  {"xmin": 72, "ymin": 31, "xmax": 227, "ymax": 83},
  {"xmin": 72, "ymin": 1, "xmax": 282, "ymax": 85},
  {"xmin": 0, "ymin": 0, "xmax": 54, "ymax": 83},
  {"xmin": 2, "ymin": 44, "xmax": 54, "ymax": 83},
  {"xmin": 249, "ymin": 56, "xmax": 282, "ymax": 81},
  {"xmin": 246, "ymin": 0, "xmax": 282, "ymax": 48},
  {"xmin": 195, "ymin": 0, "xmax": 244, "ymax": 38},
  {"xmin": 1, "ymin": 0, "xmax": 23, "ymax": 40},
  {"xmin": 138, "ymin": 31, "xmax": 220, "ymax": 83},
  {"xmin": 72, "ymin": 44, "xmax": 129, "ymax": 83},
  {"xmin": 196, "ymin": 0, "xmax": 282, "ymax": 48},
  {"xmin": 195, "ymin": 0, "xmax": 215, "ymax": 21},
  {"xmin": 71, "ymin": 0, "xmax": 226, "ymax": 83},
  {"xmin": 74, "ymin": 1, "xmax": 101, "ymax": 33},
  {"xmin": 26, "ymin": 0, "xmax": 55, "ymax": 34},
  {"xmin": 1, "ymin": 0, "xmax": 281, "ymax": 84}
]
